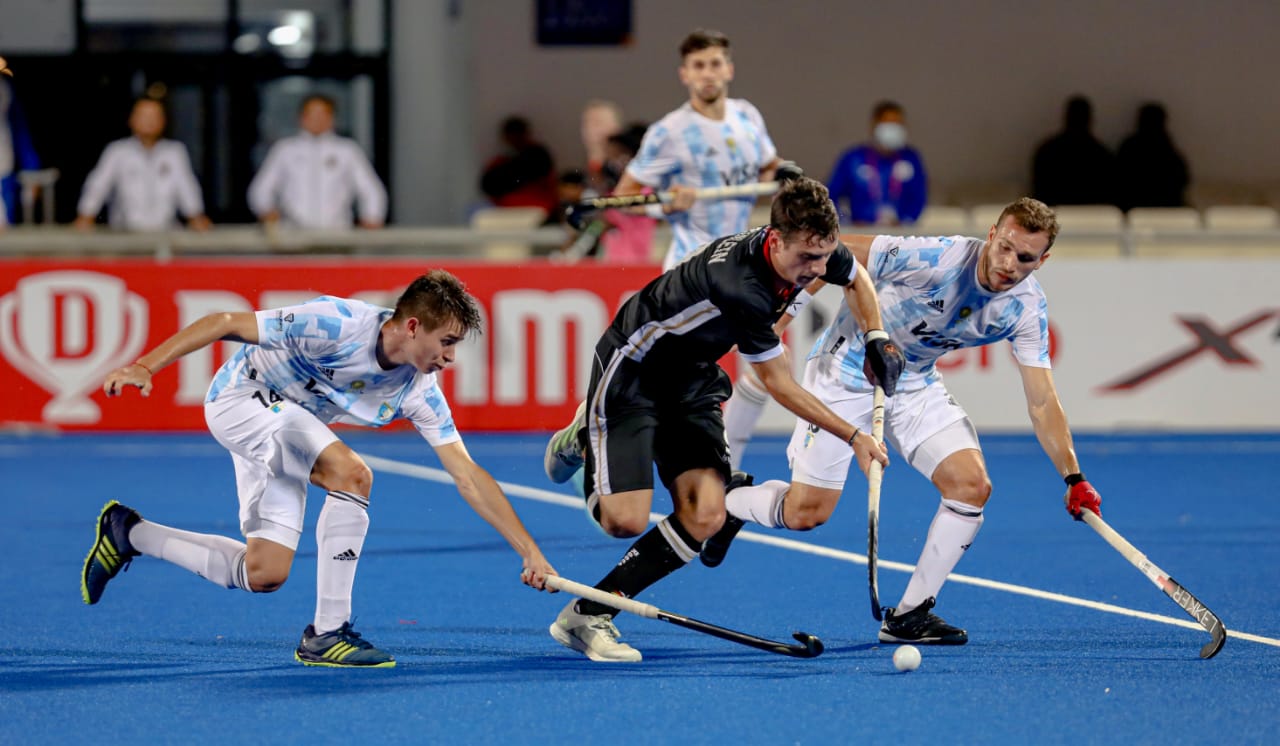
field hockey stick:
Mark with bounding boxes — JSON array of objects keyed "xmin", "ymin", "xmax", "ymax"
[
  {"xmin": 866, "ymin": 385, "xmax": 887, "ymax": 621},
  {"xmin": 1080, "ymin": 510, "xmax": 1227, "ymax": 659},
  {"xmin": 546, "ymin": 575, "xmax": 824, "ymax": 658},
  {"xmin": 565, "ymin": 161, "xmax": 805, "ymax": 228}
]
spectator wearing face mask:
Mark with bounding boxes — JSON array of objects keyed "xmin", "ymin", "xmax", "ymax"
[{"xmin": 826, "ymin": 100, "xmax": 928, "ymax": 226}]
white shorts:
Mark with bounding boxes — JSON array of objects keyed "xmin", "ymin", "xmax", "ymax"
[
  {"xmin": 786, "ymin": 357, "xmax": 979, "ymax": 489},
  {"xmin": 204, "ymin": 385, "xmax": 339, "ymax": 550}
]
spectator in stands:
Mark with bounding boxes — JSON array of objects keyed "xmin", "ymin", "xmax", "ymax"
[
  {"xmin": 1032, "ymin": 95, "xmax": 1117, "ymax": 206},
  {"xmin": 1, "ymin": 66, "xmax": 42, "ymax": 228},
  {"xmin": 74, "ymin": 96, "xmax": 210, "ymax": 232},
  {"xmin": 827, "ymin": 101, "xmax": 928, "ymax": 226},
  {"xmin": 597, "ymin": 124, "xmax": 657, "ymax": 263},
  {"xmin": 480, "ymin": 116, "xmax": 559, "ymax": 216},
  {"xmin": 580, "ymin": 99, "xmax": 623, "ymax": 197},
  {"xmin": 248, "ymin": 94, "xmax": 387, "ymax": 230},
  {"xmin": 1116, "ymin": 102, "xmax": 1190, "ymax": 211}
]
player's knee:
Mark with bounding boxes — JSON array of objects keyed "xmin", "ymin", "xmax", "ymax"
[
  {"xmin": 600, "ymin": 513, "xmax": 647, "ymax": 538},
  {"xmin": 681, "ymin": 506, "xmax": 726, "ymax": 540},
  {"xmin": 246, "ymin": 566, "xmax": 289, "ymax": 593},
  {"xmin": 786, "ymin": 500, "xmax": 835, "ymax": 531},
  {"xmin": 944, "ymin": 475, "xmax": 992, "ymax": 508},
  {"xmin": 331, "ymin": 459, "xmax": 374, "ymax": 497}
]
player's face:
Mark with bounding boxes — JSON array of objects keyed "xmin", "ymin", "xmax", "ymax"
[
  {"xmin": 978, "ymin": 217, "xmax": 1051, "ymax": 292},
  {"xmin": 770, "ymin": 230, "xmax": 839, "ymax": 287},
  {"xmin": 678, "ymin": 47, "xmax": 734, "ymax": 105},
  {"xmin": 406, "ymin": 318, "xmax": 467, "ymax": 374}
]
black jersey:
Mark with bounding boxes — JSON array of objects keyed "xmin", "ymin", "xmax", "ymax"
[{"xmin": 605, "ymin": 227, "xmax": 857, "ymax": 369}]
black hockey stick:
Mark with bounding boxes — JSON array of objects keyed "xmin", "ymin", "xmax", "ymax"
[
  {"xmin": 867, "ymin": 385, "xmax": 887, "ymax": 621},
  {"xmin": 546, "ymin": 576, "xmax": 824, "ymax": 658},
  {"xmin": 1080, "ymin": 511, "xmax": 1226, "ymax": 659}
]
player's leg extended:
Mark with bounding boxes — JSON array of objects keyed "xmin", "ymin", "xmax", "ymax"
[
  {"xmin": 82, "ymin": 389, "xmax": 303, "ymax": 605},
  {"xmin": 880, "ymin": 397, "xmax": 985, "ymax": 645},
  {"xmin": 704, "ymin": 385, "xmax": 867, "ymax": 567}
]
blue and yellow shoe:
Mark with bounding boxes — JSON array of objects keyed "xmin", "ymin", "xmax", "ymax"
[
  {"xmin": 81, "ymin": 500, "xmax": 141, "ymax": 605},
  {"xmin": 295, "ymin": 622, "xmax": 396, "ymax": 668}
]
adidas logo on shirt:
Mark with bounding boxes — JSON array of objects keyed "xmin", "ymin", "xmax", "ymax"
[
  {"xmin": 927, "ymin": 299, "xmax": 945, "ymax": 313},
  {"xmin": 333, "ymin": 548, "xmax": 359, "ymax": 561}
]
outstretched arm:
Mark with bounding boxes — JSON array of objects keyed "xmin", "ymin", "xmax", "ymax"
[
  {"xmin": 433, "ymin": 441, "xmax": 557, "ymax": 590},
  {"xmin": 1020, "ymin": 363, "xmax": 1100, "ymax": 519},
  {"xmin": 103, "ymin": 311, "xmax": 258, "ymax": 397},
  {"xmin": 752, "ymin": 353, "xmax": 888, "ymax": 475}
]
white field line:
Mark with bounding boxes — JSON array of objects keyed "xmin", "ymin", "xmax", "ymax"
[{"xmin": 363, "ymin": 454, "xmax": 1279, "ymax": 650}]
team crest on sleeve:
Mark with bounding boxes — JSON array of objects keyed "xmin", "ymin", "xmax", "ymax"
[{"xmin": 377, "ymin": 402, "xmax": 394, "ymax": 422}]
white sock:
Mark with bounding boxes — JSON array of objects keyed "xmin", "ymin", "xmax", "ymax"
[
  {"xmin": 897, "ymin": 498, "xmax": 984, "ymax": 614},
  {"xmin": 314, "ymin": 491, "xmax": 370, "ymax": 634},
  {"xmin": 725, "ymin": 480, "xmax": 791, "ymax": 528},
  {"xmin": 129, "ymin": 520, "xmax": 250, "ymax": 590},
  {"xmin": 725, "ymin": 370, "xmax": 770, "ymax": 470}
]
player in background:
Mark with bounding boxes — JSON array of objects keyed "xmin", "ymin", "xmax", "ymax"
[
  {"xmin": 542, "ymin": 178, "xmax": 903, "ymax": 662},
  {"xmin": 86, "ymin": 271, "xmax": 557, "ymax": 667},
  {"xmin": 699, "ymin": 198, "xmax": 1103, "ymax": 645},
  {"xmin": 613, "ymin": 29, "xmax": 783, "ymax": 271},
  {"xmin": 613, "ymin": 29, "xmax": 798, "ymax": 462}
]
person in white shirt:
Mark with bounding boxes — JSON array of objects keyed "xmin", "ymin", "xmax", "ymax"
[
  {"xmin": 248, "ymin": 94, "xmax": 387, "ymax": 230},
  {"xmin": 74, "ymin": 97, "xmax": 210, "ymax": 232}
]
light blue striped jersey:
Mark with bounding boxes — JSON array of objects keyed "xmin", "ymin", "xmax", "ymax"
[
  {"xmin": 206, "ymin": 296, "xmax": 460, "ymax": 445},
  {"xmin": 812, "ymin": 235, "xmax": 1050, "ymax": 392},
  {"xmin": 626, "ymin": 99, "xmax": 777, "ymax": 268}
]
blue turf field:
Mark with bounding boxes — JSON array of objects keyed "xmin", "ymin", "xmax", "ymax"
[{"xmin": 3, "ymin": 431, "xmax": 1278, "ymax": 744}]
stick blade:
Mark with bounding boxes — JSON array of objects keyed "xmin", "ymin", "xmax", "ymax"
[
  {"xmin": 1200, "ymin": 624, "xmax": 1227, "ymax": 659},
  {"xmin": 792, "ymin": 632, "xmax": 825, "ymax": 658}
]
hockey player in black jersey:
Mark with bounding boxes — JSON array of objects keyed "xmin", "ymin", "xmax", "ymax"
[{"xmin": 544, "ymin": 176, "xmax": 905, "ymax": 661}]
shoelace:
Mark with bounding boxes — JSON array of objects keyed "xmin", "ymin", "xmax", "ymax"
[
  {"xmin": 587, "ymin": 616, "xmax": 624, "ymax": 642},
  {"xmin": 335, "ymin": 622, "xmax": 375, "ymax": 649}
]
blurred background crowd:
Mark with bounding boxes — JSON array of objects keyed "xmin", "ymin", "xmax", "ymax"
[{"xmin": 0, "ymin": 0, "xmax": 1277, "ymax": 258}]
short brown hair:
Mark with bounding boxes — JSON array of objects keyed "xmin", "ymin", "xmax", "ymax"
[
  {"xmin": 679, "ymin": 29, "xmax": 730, "ymax": 58},
  {"xmin": 771, "ymin": 177, "xmax": 840, "ymax": 245},
  {"xmin": 392, "ymin": 270, "xmax": 483, "ymax": 337},
  {"xmin": 997, "ymin": 197, "xmax": 1060, "ymax": 249}
]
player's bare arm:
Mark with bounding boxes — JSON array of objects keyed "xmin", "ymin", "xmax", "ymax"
[
  {"xmin": 842, "ymin": 264, "xmax": 906, "ymax": 395},
  {"xmin": 103, "ymin": 311, "xmax": 260, "ymax": 398},
  {"xmin": 751, "ymin": 353, "xmax": 888, "ymax": 474},
  {"xmin": 433, "ymin": 440, "xmax": 557, "ymax": 590},
  {"xmin": 757, "ymin": 157, "xmax": 784, "ymax": 183},
  {"xmin": 612, "ymin": 172, "xmax": 696, "ymax": 214},
  {"xmin": 1019, "ymin": 363, "xmax": 1101, "ymax": 519},
  {"xmin": 1019, "ymin": 364, "xmax": 1080, "ymax": 477}
]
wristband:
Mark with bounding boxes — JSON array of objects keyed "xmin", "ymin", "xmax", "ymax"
[
  {"xmin": 786, "ymin": 289, "xmax": 814, "ymax": 317},
  {"xmin": 847, "ymin": 427, "xmax": 861, "ymax": 446},
  {"xmin": 864, "ymin": 329, "xmax": 889, "ymax": 344},
  {"xmin": 644, "ymin": 203, "xmax": 666, "ymax": 218},
  {"xmin": 1064, "ymin": 472, "xmax": 1086, "ymax": 486}
]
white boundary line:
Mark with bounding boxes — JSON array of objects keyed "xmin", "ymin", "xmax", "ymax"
[{"xmin": 363, "ymin": 454, "xmax": 1280, "ymax": 651}]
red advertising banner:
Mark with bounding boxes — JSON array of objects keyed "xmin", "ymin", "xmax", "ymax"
[{"xmin": 0, "ymin": 260, "xmax": 666, "ymax": 431}]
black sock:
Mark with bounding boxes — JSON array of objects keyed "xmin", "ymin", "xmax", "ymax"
[{"xmin": 576, "ymin": 515, "xmax": 702, "ymax": 617}]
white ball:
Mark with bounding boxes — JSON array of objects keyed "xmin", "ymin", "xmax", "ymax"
[{"xmin": 892, "ymin": 644, "xmax": 921, "ymax": 672}]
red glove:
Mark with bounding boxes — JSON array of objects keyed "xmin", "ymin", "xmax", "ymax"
[{"xmin": 1064, "ymin": 473, "xmax": 1101, "ymax": 520}]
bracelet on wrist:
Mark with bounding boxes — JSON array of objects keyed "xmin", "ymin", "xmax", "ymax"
[
  {"xmin": 847, "ymin": 427, "xmax": 861, "ymax": 446},
  {"xmin": 133, "ymin": 361, "xmax": 155, "ymax": 376}
]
